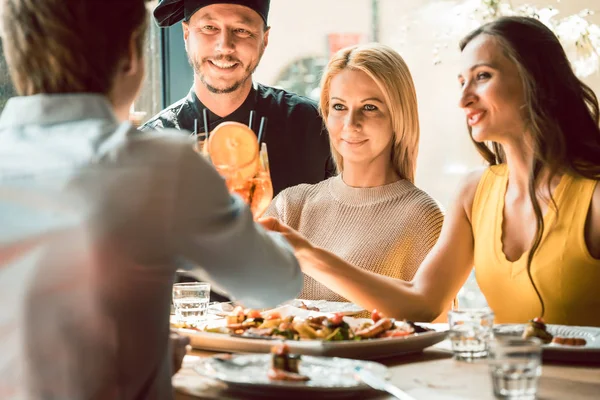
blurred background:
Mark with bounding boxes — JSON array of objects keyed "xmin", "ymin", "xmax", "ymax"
[{"xmin": 2, "ymin": 0, "xmax": 599, "ymax": 307}]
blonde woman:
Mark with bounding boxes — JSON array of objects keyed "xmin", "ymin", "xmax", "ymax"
[{"xmin": 263, "ymin": 43, "xmax": 444, "ymax": 303}]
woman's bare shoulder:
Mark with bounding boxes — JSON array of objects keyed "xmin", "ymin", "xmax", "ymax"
[{"xmin": 457, "ymin": 167, "xmax": 488, "ymax": 222}]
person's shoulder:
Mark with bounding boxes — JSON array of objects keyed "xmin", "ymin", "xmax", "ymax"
[
  {"xmin": 122, "ymin": 125, "xmax": 220, "ymax": 182},
  {"xmin": 256, "ymin": 83, "xmax": 320, "ymax": 117},
  {"xmin": 126, "ymin": 123, "xmax": 187, "ymax": 143},
  {"xmin": 402, "ymin": 182, "xmax": 445, "ymax": 216},
  {"xmin": 276, "ymin": 182, "xmax": 316, "ymax": 202},
  {"xmin": 140, "ymin": 97, "xmax": 189, "ymax": 131},
  {"xmin": 121, "ymin": 124, "xmax": 194, "ymax": 158},
  {"xmin": 460, "ymin": 165, "xmax": 493, "ymax": 197},
  {"xmin": 278, "ymin": 177, "xmax": 333, "ymax": 203},
  {"xmin": 453, "ymin": 165, "xmax": 493, "ymax": 222}
]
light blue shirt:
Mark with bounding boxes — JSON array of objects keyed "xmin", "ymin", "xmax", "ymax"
[{"xmin": 0, "ymin": 94, "xmax": 302, "ymax": 399}]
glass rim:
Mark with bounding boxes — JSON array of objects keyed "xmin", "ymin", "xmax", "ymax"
[
  {"xmin": 173, "ymin": 282, "xmax": 211, "ymax": 288},
  {"xmin": 448, "ymin": 308, "xmax": 494, "ymax": 316}
]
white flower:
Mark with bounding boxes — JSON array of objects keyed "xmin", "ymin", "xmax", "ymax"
[{"xmin": 420, "ymin": 0, "xmax": 600, "ymax": 76}]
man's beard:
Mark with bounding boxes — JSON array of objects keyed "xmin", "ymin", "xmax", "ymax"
[{"xmin": 190, "ymin": 48, "xmax": 264, "ymax": 94}]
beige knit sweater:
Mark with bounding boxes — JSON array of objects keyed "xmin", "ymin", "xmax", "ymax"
[{"xmin": 264, "ymin": 175, "xmax": 444, "ymax": 301}]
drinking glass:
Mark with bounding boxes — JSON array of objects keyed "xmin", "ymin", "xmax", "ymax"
[
  {"xmin": 193, "ymin": 132, "xmax": 209, "ymax": 157},
  {"xmin": 172, "ymin": 282, "xmax": 211, "ymax": 326},
  {"xmin": 226, "ymin": 142, "xmax": 273, "ymax": 218},
  {"xmin": 198, "ymin": 121, "xmax": 273, "ymax": 219},
  {"xmin": 488, "ymin": 337, "xmax": 542, "ymax": 399},
  {"xmin": 448, "ymin": 308, "xmax": 495, "ymax": 360}
]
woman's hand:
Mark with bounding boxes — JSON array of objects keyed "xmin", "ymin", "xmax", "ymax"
[{"xmin": 258, "ymin": 217, "xmax": 314, "ymax": 254}]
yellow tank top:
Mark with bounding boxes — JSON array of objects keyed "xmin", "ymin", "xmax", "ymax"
[{"xmin": 472, "ymin": 164, "xmax": 600, "ymax": 326}]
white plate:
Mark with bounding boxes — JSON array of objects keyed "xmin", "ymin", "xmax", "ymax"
[
  {"xmin": 494, "ymin": 324, "xmax": 600, "ymax": 363},
  {"xmin": 194, "ymin": 353, "xmax": 387, "ymax": 397},
  {"xmin": 206, "ymin": 300, "xmax": 364, "ymax": 317},
  {"xmin": 180, "ymin": 321, "xmax": 448, "ymax": 360}
]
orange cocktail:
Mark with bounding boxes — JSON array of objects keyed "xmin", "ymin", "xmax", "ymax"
[{"xmin": 203, "ymin": 121, "xmax": 273, "ymax": 219}]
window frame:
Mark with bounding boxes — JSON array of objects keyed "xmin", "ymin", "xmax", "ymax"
[{"xmin": 160, "ymin": 24, "xmax": 194, "ymax": 108}]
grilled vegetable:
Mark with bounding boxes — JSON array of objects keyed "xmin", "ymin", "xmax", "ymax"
[
  {"xmin": 355, "ymin": 317, "xmax": 394, "ymax": 339},
  {"xmin": 522, "ymin": 318, "xmax": 553, "ymax": 344},
  {"xmin": 270, "ymin": 343, "xmax": 308, "ymax": 381}
]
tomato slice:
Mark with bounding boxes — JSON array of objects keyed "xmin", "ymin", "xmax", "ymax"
[
  {"xmin": 328, "ymin": 313, "xmax": 344, "ymax": 326},
  {"xmin": 266, "ymin": 312, "xmax": 281, "ymax": 320},
  {"xmin": 371, "ymin": 309, "xmax": 383, "ymax": 323},
  {"xmin": 247, "ymin": 309, "xmax": 262, "ymax": 319}
]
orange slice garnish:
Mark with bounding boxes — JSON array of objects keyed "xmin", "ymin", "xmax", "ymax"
[{"xmin": 208, "ymin": 122, "xmax": 259, "ymax": 182}]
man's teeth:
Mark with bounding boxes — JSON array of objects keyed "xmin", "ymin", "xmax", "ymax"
[{"xmin": 211, "ymin": 61, "xmax": 236, "ymax": 69}]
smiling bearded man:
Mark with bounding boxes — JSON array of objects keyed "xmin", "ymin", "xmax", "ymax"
[{"xmin": 143, "ymin": 0, "xmax": 334, "ymax": 197}]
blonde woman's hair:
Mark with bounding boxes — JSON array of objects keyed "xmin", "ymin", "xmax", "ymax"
[{"xmin": 319, "ymin": 43, "xmax": 420, "ymax": 183}]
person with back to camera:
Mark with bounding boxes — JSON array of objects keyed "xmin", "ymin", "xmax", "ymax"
[{"xmin": 0, "ymin": 0, "xmax": 302, "ymax": 398}]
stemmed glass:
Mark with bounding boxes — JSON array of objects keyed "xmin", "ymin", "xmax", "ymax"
[{"xmin": 226, "ymin": 142, "xmax": 272, "ymax": 218}]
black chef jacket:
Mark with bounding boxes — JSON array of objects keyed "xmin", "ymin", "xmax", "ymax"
[{"xmin": 142, "ymin": 82, "xmax": 335, "ymax": 196}]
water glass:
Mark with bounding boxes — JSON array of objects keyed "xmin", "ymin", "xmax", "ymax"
[
  {"xmin": 448, "ymin": 308, "xmax": 494, "ymax": 360},
  {"xmin": 172, "ymin": 282, "xmax": 211, "ymax": 326},
  {"xmin": 488, "ymin": 337, "xmax": 542, "ymax": 399}
]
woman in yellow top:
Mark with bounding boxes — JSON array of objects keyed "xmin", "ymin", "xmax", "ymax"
[{"xmin": 260, "ymin": 16, "xmax": 600, "ymax": 327}]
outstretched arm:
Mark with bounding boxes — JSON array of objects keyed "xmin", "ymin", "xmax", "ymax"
[
  {"xmin": 173, "ymin": 146, "xmax": 302, "ymax": 309},
  {"xmin": 259, "ymin": 171, "xmax": 483, "ymax": 321}
]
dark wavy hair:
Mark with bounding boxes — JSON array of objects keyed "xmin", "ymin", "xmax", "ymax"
[{"xmin": 460, "ymin": 16, "xmax": 600, "ymax": 317}]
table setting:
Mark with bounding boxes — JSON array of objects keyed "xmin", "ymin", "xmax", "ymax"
[
  {"xmin": 169, "ymin": 121, "xmax": 600, "ymax": 399},
  {"xmin": 170, "ymin": 289, "xmax": 600, "ymax": 399}
]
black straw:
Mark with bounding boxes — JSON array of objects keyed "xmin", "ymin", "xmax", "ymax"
[
  {"xmin": 193, "ymin": 119, "xmax": 198, "ymax": 135},
  {"xmin": 257, "ymin": 116, "xmax": 268, "ymax": 145},
  {"xmin": 248, "ymin": 110, "xmax": 256, "ymax": 132},
  {"xmin": 202, "ymin": 108, "xmax": 210, "ymax": 139}
]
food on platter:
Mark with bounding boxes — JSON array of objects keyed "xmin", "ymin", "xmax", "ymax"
[
  {"xmin": 171, "ymin": 320, "xmax": 202, "ymax": 330},
  {"xmin": 268, "ymin": 343, "xmax": 310, "ymax": 381},
  {"xmin": 522, "ymin": 317, "xmax": 553, "ymax": 344},
  {"xmin": 297, "ymin": 301, "xmax": 320, "ymax": 311},
  {"xmin": 551, "ymin": 336, "xmax": 587, "ymax": 346},
  {"xmin": 200, "ymin": 306, "xmax": 433, "ymax": 342}
]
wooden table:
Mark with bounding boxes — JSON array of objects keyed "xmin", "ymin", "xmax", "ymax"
[{"xmin": 173, "ymin": 341, "xmax": 600, "ymax": 399}]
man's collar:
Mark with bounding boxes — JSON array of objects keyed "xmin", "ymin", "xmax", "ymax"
[
  {"xmin": 187, "ymin": 82, "xmax": 259, "ymax": 131},
  {"xmin": 0, "ymin": 94, "xmax": 117, "ymax": 129}
]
